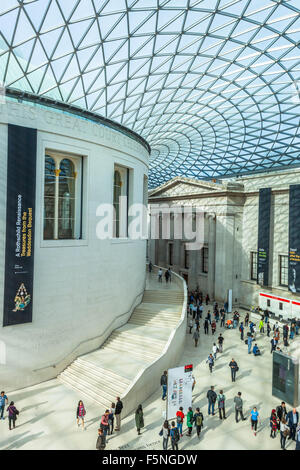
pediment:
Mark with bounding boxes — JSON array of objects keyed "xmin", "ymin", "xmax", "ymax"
[{"xmin": 149, "ymin": 177, "xmax": 225, "ymax": 198}]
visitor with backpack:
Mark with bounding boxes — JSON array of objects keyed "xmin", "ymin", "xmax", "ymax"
[
  {"xmin": 217, "ymin": 390, "xmax": 226, "ymax": 420},
  {"xmin": 212, "ymin": 343, "xmax": 218, "ymax": 360},
  {"xmin": 193, "ymin": 408, "xmax": 204, "ymax": 438},
  {"xmin": 207, "ymin": 386, "xmax": 217, "ymax": 416},
  {"xmin": 170, "ymin": 422, "xmax": 180, "ymax": 450},
  {"xmin": 7, "ymin": 401, "xmax": 19, "ymax": 430},
  {"xmin": 176, "ymin": 407, "xmax": 184, "ymax": 437},
  {"xmin": 280, "ymin": 418, "xmax": 290, "ymax": 449}
]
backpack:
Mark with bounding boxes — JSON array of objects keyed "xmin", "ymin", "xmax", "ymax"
[
  {"xmin": 196, "ymin": 414, "xmax": 203, "ymax": 427},
  {"xmin": 173, "ymin": 427, "xmax": 180, "ymax": 442},
  {"xmin": 176, "ymin": 414, "xmax": 182, "ymax": 424}
]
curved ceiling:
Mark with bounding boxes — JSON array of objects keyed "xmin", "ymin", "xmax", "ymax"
[{"xmin": 0, "ymin": 0, "xmax": 300, "ymax": 188}]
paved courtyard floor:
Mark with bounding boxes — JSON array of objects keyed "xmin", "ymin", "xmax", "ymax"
[{"xmin": 0, "ymin": 304, "xmax": 298, "ymax": 451}]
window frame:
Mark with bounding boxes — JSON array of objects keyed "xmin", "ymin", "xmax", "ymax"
[
  {"xmin": 43, "ymin": 150, "xmax": 83, "ymax": 241},
  {"xmin": 279, "ymin": 255, "xmax": 288, "ymax": 287},
  {"xmin": 202, "ymin": 246, "xmax": 208, "ymax": 274},
  {"xmin": 250, "ymin": 251, "xmax": 258, "ymax": 281}
]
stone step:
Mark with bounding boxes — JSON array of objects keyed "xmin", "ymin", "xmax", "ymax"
[
  {"xmin": 130, "ymin": 312, "xmax": 179, "ymax": 323},
  {"xmin": 105, "ymin": 336, "xmax": 164, "ymax": 353},
  {"xmin": 110, "ymin": 330, "xmax": 166, "ymax": 347},
  {"xmin": 59, "ymin": 375, "xmax": 112, "ymax": 409},
  {"xmin": 67, "ymin": 363, "xmax": 129, "ymax": 395},
  {"xmin": 101, "ymin": 343, "xmax": 157, "ymax": 361},
  {"xmin": 128, "ymin": 318, "xmax": 176, "ymax": 328},
  {"xmin": 60, "ymin": 368, "xmax": 124, "ymax": 403},
  {"xmin": 75, "ymin": 358, "xmax": 131, "ymax": 387}
]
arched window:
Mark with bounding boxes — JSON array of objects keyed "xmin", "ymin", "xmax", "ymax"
[
  {"xmin": 43, "ymin": 153, "xmax": 82, "ymax": 240},
  {"xmin": 113, "ymin": 165, "xmax": 130, "ymax": 238}
]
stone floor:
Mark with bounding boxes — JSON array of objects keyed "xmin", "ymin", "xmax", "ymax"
[{"xmin": 0, "ymin": 303, "xmax": 298, "ymax": 451}]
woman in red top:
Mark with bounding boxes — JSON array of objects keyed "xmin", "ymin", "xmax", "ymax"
[
  {"xmin": 76, "ymin": 400, "xmax": 86, "ymax": 430},
  {"xmin": 270, "ymin": 409, "xmax": 278, "ymax": 438}
]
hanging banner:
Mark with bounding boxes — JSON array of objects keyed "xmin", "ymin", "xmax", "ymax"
[
  {"xmin": 167, "ymin": 365, "xmax": 194, "ymax": 420},
  {"xmin": 289, "ymin": 184, "xmax": 300, "ymax": 294},
  {"xmin": 257, "ymin": 188, "xmax": 271, "ymax": 286},
  {"xmin": 3, "ymin": 125, "xmax": 37, "ymax": 327}
]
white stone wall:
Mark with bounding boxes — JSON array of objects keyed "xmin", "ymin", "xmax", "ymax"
[{"xmin": 0, "ymin": 101, "xmax": 149, "ymax": 390}]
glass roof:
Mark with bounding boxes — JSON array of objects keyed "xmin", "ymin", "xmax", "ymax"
[{"xmin": 1, "ymin": 0, "xmax": 300, "ymax": 188}]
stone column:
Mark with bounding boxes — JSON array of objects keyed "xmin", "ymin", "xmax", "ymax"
[
  {"xmin": 214, "ymin": 214, "xmax": 235, "ymax": 303},
  {"xmin": 207, "ymin": 214, "xmax": 216, "ymax": 300}
]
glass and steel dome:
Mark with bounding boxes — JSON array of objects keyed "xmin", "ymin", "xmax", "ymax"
[{"xmin": 0, "ymin": 0, "xmax": 300, "ymax": 188}]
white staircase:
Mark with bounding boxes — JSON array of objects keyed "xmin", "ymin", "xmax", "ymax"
[{"xmin": 58, "ymin": 272, "xmax": 185, "ymax": 414}]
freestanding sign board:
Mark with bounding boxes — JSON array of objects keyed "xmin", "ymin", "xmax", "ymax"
[
  {"xmin": 3, "ymin": 125, "xmax": 37, "ymax": 326},
  {"xmin": 167, "ymin": 365, "xmax": 194, "ymax": 420}
]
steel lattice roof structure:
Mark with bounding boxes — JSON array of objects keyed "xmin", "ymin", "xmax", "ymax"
[{"xmin": 0, "ymin": 0, "xmax": 300, "ymax": 188}]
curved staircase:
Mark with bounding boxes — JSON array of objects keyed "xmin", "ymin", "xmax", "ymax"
[{"xmin": 58, "ymin": 269, "xmax": 185, "ymax": 415}]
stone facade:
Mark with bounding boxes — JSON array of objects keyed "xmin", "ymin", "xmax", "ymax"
[{"xmin": 148, "ymin": 170, "xmax": 300, "ymax": 309}]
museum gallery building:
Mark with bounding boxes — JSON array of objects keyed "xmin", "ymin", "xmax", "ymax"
[{"xmin": 0, "ymin": 93, "xmax": 150, "ymax": 391}]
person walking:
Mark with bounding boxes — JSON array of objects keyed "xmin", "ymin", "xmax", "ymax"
[
  {"xmin": 205, "ymin": 294, "xmax": 210, "ymax": 305},
  {"xmin": 277, "ymin": 402, "xmax": 288, "ymax": 423},
  {"xmin": 7, "ymin": 401, "xmax": 19, "ymax": 430},
  {"xmin": 250, "ymin": 406, "xmax": 260, "ymax": 436},
  {"xmin": 267, "ymin": 322, "xmax": 271, "ymax": 337},
  {"xmin": 158, "ymin": 268, "xmax": 163, "ymax": 283},
  {"xmin": 164, "ymin": 269, "xmax": 170, "ymax": 283},
  {"xmin": 287, "ymin": 408, "xmax": 299, "ymax": 441},
  {"xmin": 193, "ymin": 328, "xmax": 200, "ymax": 347},
  {"xmin": 217, "ymin": 334, "xmax": 224, "ymax": 353},
  {"xmin": 0, "ymin": 391, "xmax": 8, "ymax": 421},
  {"xmin": 186, "ymin": 407, "xmax": 193, "ymax": 436},
  {"xmin": 193, "ymin": 408, "xmax": 204, "ymax": 438},
  {"xmin": 188, "ymin": 317, "xmax": 193, "ymax": 334},
  {"xmin": 270, "ymin": 409, "xmax": 278, "ymax": 438},
  {"xmin": 161, "ymin": 371, "xmax": 168, "ymax": 400},
  {"xmin": 245, "ymin": 313, "xmax": 249, "ymax": 327},
  {"xmin": 160, "ymin": 420, "xmax": 170, "ymax": 450},
  {"xmin": 114, "ymin": 397, "xmax": 123, "ymax": 431},
  {"xmin": 96, "ymin": 428, "xmax": 106, "ymax": 451},
  {"xmin": 220, "ymin": 311, "xmax": 225, "ymax": 328},
  {"xmin": 259, "ymin": 318, "xmax": 265, "ymax": 334},
  {"xmin": 247, "ymin": 334, "xmax": 253, "ymax": 354},
  {"xmin": 212, "ymin": 343, "xmax": 218, "ymax": 361},
  {"xmin": 229, "ymin": 358, "xmax": 238, "ymax": 382},
  {"xmin": 280, "ymin": 418, "xmax": 290, "ymax": 449},
  {"xmin": 148, "ymin": 261, "xmax": 153, "ymax": 273},
  {"xmin": 234, "ymin": 392, "xmax": 246, "ymax": 423},
  {"xmin": 176, "ymin": 407, "xmax": 184, "ymax": 437},
  {"xmin": 204, "ymin": 318, "xmax": 209, "ymax": 335},
  {"xmin": 211, "ymin": 319, "xmax": 216, "ymax": 335},
  {"xmin": 206, "ymin": 354, "xmax": 214, "ymax": 374},
  {"xmin": 270, "ymin": 337, "xmax": 277, "ymax": 354},
  {"xmin": 217, "ymin": 390, "xmax": 226, "ymax": 420},
  {"xmin": 239, "ymin": 322, "xmax": 244, "ymax": 341},
  {"xmin": 170, "ymin": 421, "xmax": 180, "ymax": 450},
  {"xmin": 76, "ymin": 400, "xmax": 86, "ymax": 430},
  {"xmin": 207, "ymin": 386, "xmax": 217, "ymax": 416},
  {"xmin": 100, "ymin": 410, "xmax": 110, "ymax": 437},
  {"xmin": 108, "ymin": 403, "xmax": 115, "ymax": 435},
  {"xmin": 135, "ymin": 404, "xmax": 144, "ymax": 435}
]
